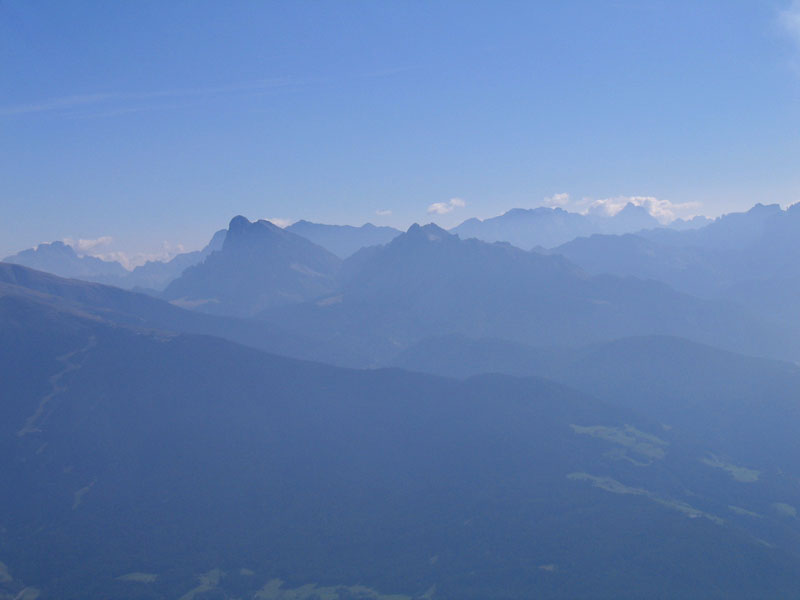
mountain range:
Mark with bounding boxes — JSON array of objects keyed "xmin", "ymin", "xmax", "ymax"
[
  {"xmin": 553, "ymin": 203, "xmax": 800, "ymax": 328},
  {"xmin": 2, "ymin": 203, "xmax": 708, "ymax": 291},
  {"xmin": 4, "ymin": 201, "xmax": 800, "ymax": 599},
  {"xmin": 451, "ymin": 203, "xmax": 709, "ymax": 250}
]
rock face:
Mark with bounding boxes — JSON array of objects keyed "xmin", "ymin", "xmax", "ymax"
[{"xmin": 163, "ymin": 216, "xmax": 342, "ymax": 317}]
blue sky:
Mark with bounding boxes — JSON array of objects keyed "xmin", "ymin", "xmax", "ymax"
[{"xmin": 2, "ymin": 0, "xmax": 800, "ymax": 265}]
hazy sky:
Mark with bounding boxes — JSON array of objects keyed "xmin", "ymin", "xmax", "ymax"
[{"xmin": 3, "ymin": 1, "xmax": 800, "ymax": 264}]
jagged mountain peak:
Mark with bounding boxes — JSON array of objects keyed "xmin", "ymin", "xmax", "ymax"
[{"xmin": 402, "ymin": 222, "xmax": 452, "ymax": 241}]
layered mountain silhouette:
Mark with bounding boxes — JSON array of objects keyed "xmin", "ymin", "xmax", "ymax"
[
  {"xmin": 554, "ymin": 203, "xmax": 800, "ymax": 327},
  {"xmin": 4, "ymin": 286, "xmax": 800, "ymax": 599},
  {"xmin": 450, "ymin": 203, "xmax": 667, "ymax": 250},
  {"xmin": 287, "ymin": 220, "xmax": 401, "ymax": 258},
  {"xmin": 259, "ymin": 223, "xmax": 799, "ymax": 364},
  {"xmin": 163, "ymin": 216, "xmax": 342, "ymax": 316}
]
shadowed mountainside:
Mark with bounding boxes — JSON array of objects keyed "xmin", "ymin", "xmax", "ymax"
[{"xmin": 3, "ymin": 293, "xmax": 800, "ymax": 599}]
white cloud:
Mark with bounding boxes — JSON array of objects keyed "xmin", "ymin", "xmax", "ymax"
[
  {"xmin": 585, "ymin": 196, "xmax": 701, "ymax": 223},
  {"xmin": 375, "ymin": 209, "xmax": 392, "ymax": 216},
  {"xmin": 427, "ymin": 197, "xmax": 466, "ymax": 215},
  {"xmin": 90, "ymin": 251, "xmax": 137, "ymax": 270},
  {"xmin": 543, "ymin": 192, "xmax": 570, "ymax": 207},
  {"xmin": 63, "ymin": 236, "xmax": 113, "ymax": 252}
]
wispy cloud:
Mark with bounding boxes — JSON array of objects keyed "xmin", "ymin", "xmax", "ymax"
[
  {"xmin": 780, "ymin": 0, "xmax": 800, "ymax": 46},
  {"xmin": 358, "ymin": 65, "xmax": 421, "ymax": 79},
  {"xmin": 427, "ymin": 197, "xmax": 466, "ymax": 215},
  {"xmin": 375, "ymin": 209, "xmax": 392, "ymax": 216},
  {"xmin": 0, "ymin": 94, "xmax": 117, "ymax": 117},
  {"xmin": 0, "ymin": 78, "xmax": 315, "ymax": 118}
]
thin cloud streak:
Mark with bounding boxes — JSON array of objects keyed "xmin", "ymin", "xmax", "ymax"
[
  {"xmin": 0, "ymin": 93, "xmax": 117, "ymax": 116},
  {"xmin": 0, "ymin": 64, "xmax": 417, "ymax": 118},
  {"xmin": 0, "ymin": 77, "xmax": 318, "ymax": 118}
]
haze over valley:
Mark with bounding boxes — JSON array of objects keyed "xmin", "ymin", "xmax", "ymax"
[{"xmin": 4, "ymin": 2, "xmax": 800, "ymax": 598}]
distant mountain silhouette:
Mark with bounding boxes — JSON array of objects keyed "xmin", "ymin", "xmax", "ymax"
[
  {"xmin": 3, "ymin": 229, "xmax": 226, "ymax": 291},
  {"xmin": 287, "ymin": 220, "xmax": 401, "ymax": 258},
  {"xmin": 260, "ymin": 223, "xmax": 800, "ymax": 364},
  {"xmin": 3, "ymin": 241, "xmax": 129, "ymax": 284},
  {"xmin": 4, "ymin": 293, "xmax": 800, "ymax": 599},
  {"xmin": 668, "ymin": 215, "xmax": 713, "ymax": 230},
  {"xmin": 450, "ymin": 203, "xmax": 662, "ymax": 249},
  {"xmin": 163, "ymin": 216, "xmax": 341, "ymax": 316}
]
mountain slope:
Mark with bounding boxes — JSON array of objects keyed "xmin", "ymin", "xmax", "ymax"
[
  {"xmin": 163, "ymin": 216, "xmax": 341, "ymax": 316},
  {"xmin": 4, "ymin": 295, "xmax": 800, "ymax": 599},
  {"xmin": 392, "ymin": 333, "xmax": 800, "ymax": 479},
  {"xmin": 0, "ymin": 262, "xmax": 361, "ymax": 366}
]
